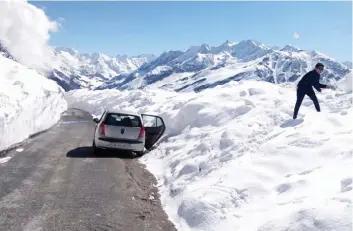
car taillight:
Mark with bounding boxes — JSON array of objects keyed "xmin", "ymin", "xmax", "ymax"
[
  {"xmin": 138, "ymin": 126, "xmax": 145, "ymax": 138},
  {"xmin": 99, "ymin": 123, "xmax": 105, "ymax": 135}
]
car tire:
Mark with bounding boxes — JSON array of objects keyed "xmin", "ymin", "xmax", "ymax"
[{"xmin": 135, "ymin": 151, "xmax": 144, "ymax": 157}]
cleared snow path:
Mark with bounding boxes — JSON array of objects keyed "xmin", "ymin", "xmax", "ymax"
[{"xmin": 66, "ymin": 78, "xmax": 352, "ymax": 231}]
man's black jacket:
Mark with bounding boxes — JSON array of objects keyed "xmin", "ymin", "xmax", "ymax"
[{"xmin": 297, "ymin": 70, "xmax": 327, "ymax": 92}]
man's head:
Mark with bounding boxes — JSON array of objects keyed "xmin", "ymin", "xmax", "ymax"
[{"xmin": 315, "ymin": 63, "xmax": 324, "ymax": 74}]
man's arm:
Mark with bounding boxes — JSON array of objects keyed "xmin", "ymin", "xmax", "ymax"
[
  {"xmin": 313, "ymin": 83, "xmax": 322, "ymax": 92},
  {"xmin": 312, "ymin": 74, "xmax": 323, "ymax": 92},
  {"xmin": 319, "ymin": 83, "xmax": 327, "ymax": 88}
]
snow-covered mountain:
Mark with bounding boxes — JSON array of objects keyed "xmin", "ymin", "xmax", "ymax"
[
  {"xmin": 50, "ymin": 47, "xmax": 156, "ymax": 91},
  {"xmin": 97, "ymin": 40, "xmax": 350, "ymax": 92},
  {"xmin": 343, "ymin": 61, "xmax": 352, "ymax": 69},
  {"xmin": 0, "ymin": 42, "xmax": 16, "ymax": 61},
  {"xmin": 4, "ymin": 39, "xmax": 349, "ymax": 92}
]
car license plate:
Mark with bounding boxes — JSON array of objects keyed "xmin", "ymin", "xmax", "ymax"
[{"xmin": 114, "ymin": 143, "xmax": 130, "ymax": 149}]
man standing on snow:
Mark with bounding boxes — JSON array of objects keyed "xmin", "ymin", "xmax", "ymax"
[{"xmin": 293, "ymin": 63, "xmax": 333, "ymax": 119}]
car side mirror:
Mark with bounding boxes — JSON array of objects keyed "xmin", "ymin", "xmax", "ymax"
[{"xmin": 93, "ymin": 118, "xmax": 99, "ymax": 123}]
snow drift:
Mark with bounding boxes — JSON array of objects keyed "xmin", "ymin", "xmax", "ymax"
[
  {"xmin": 0, "ymin": 55, "xmax": 67, "ymax": 152},
  {"xmin": 66, "ymin": 81, "xmax": 352, "ymax": 231}
]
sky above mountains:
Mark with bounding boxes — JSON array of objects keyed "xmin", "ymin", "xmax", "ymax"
[{"xmin": 30, "ymin": 1, "xmax": 353, "ymax": 62}]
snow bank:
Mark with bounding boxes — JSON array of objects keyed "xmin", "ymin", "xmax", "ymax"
[
  {"xmin": 66, "ymin": 80, "xmax": 352, "ymax": 231},
  {"xmin": 0, "ymin": 56, "xmax": 67, "ymax": 151}
]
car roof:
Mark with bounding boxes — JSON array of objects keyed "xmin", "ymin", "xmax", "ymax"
[{"xmin": 104, "ymin": 109, "xmax": 140, "ymax": 117}]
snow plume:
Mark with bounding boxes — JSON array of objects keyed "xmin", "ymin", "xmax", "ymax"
[{"xmin": 0, "ymin": 0, "xmax": 58, "ymax": 72}]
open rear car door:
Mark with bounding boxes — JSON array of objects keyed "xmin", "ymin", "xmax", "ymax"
[{"xmin": 141, "ymin": 114, "xmax": 166, "ymax": 150}]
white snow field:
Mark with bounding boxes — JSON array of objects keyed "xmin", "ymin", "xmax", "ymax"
[
  {"xmin": 0, "ymin": 55, "xmax": 67, "ymax": 152},
  {"xmin": 66, "ymin": 78, "xmax": 352, "ymax": 231}
]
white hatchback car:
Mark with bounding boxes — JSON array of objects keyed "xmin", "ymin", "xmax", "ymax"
[{"xmin": 92, "ymin": 110, "xmax": 166, "ymax": 156}]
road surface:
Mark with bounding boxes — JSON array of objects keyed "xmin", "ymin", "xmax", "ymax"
[{"xmin": 0, "ymin": 109, "xmax": 176, "ymax": 231}]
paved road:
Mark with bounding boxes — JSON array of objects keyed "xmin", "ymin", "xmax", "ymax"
[{"xmin": 0, "ymin": 109, "xmax": 175, "ymax": 231}]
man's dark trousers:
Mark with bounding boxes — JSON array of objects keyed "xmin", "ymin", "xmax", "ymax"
[{"xmin": 293, "ymin": 87, "xmax": 320, "ymax": 118}]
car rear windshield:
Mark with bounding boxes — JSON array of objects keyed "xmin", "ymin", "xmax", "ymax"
[{"xmin": 104, "ymin": 113, "xmax": 141, "ymax": 127}]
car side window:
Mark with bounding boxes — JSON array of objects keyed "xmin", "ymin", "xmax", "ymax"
[
  {"xmin": 142, "ymin": 115, "xmax": 157, "ymax": 127},
  {"xmin": 156, "ymin": 117, "xmax": 164, "ymax": 127},
  {"xmin": 142, "ymin": 115, "xmax": 164, "ymax": 127}
]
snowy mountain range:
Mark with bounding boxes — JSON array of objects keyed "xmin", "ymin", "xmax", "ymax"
[
  {"xmin": 50, "ymin": 47, "xmax": 156, "ymax": 91},
  {"xmin": 1, "ymin": 40, "xmax": 351, "ymax": 92},
  {"xmin": 97, "ymin": 40, "xmax": 351, "ymax": 92}
]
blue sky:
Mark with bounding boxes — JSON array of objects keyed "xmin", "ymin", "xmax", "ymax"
[{"xmin": 33, "ymin": 1, "xmax": 352, "ymax": 61}]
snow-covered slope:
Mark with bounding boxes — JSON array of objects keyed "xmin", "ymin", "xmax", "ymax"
[
  {"xmin": 0, "ymin": 55, "xmax": 67, "ymax": 151},
  {"xmin": 66, "ymin": 79, "xmax": 352, "ymax": 231},
  {"xmin": 0, "ymin": 42, "xmax": 16, "ymax": 61},
  {"xmin": 343, "ymin": 61, "xmax": 352, "ymax": 69},
  {"xmin": 98, "ymin": 40, "xmax": 350, "ymax": 92},
  {"xmin": 50, "ymin": 47, "xmax": 155, "ymax": 91}
]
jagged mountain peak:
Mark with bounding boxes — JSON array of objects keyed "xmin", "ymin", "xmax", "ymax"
[
  {"xmin": 280, "ymin": 44, "xmax": 301, "ymax": 52},
  {"xmin": 91, "ymin": 52, "xmax": 110, "ymax": 61},
  {"xmin": 185, "ymin": 44, "xmax": 211, "ymax": 55},
  {"xmin": 309, "ymin": 50, "xmax": 333, "ymax": 60},
  {"xmin": 222, "ymin": 40, "xmax": 233, "ymax": 46},
  {"xmin": 230, "ymin": 39, "xmax": 272, "ymax": 61},
  {"xmin": 55, "ymin": 47, "xmax": 79, "ymax": 56},
  {"xmin": 236, "ymin": 39, "xmax": 267, "ymax": 48},
  {"xmin": 270, "ymin": 45, "xmax": 281, "ymax": 50},
  {"xmin": 115, "ymin": 54, "xmax": 129, "ymax": 61},
  {"xmin": 200, "ymin": 43, "xmax": 211, "ymax": 52},
  {"xmin": 211, "ymin": 40, "xmax": 235, "ymax": 54}
]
